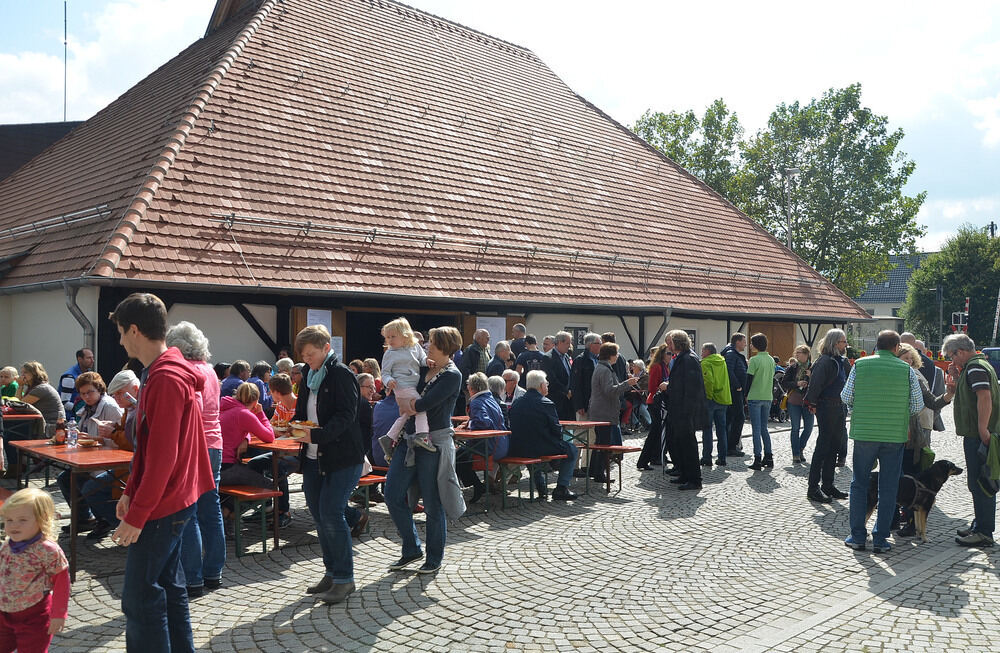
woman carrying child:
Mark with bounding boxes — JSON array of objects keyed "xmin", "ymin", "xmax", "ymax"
[{"xmin": 378, "ymin": 317, "xmax": 435, "ymax": 459}]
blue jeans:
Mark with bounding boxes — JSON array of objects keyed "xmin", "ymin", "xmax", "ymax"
[
  {"xmin": 302, "ymin": 458, "xmax": 363, "ymax": 584},
  {"xmin": 180, "ymin": 448, "xmax": 225, "ymax": 587},
  {"xmin": 963, "ymin": 436, "xmax": 996, "ymax": 537},
  {"xmin": 788, "ymin": 403, "xmax": 815, "ymax": 456},
  {"xmin": 56, "ymin": 469, "xmax": 119, "ymax": 525},
  {"xmin": 702, "ymin": 400, "xmax": 728, "ymax": 461},
  {"xmin": 747, "ymin": 400, "xmax": 772, "ymax": 457},
  {"xmin": 385, "ymin": 440, "xmax": 446, "ymax": 567},
  {"xmin": 849, "ymin": 440, "xmax": 905, "ymax": 544},
  {"xmin": 122, "ymin": 504, "xmax": 196, "ymax": 653}
]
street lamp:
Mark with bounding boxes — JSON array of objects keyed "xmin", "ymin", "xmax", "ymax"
[{"xmin": 783, "ymin": 167, "xmax": 801, "ymax": 250}]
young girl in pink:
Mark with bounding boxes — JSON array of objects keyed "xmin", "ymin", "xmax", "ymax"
[{"xmin": 0, "ymin": 488, "xmax": 70, "ymax": 652}]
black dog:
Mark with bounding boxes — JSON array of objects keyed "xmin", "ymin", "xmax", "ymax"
[{"xmin": 865, "ymin": 459, "xmax": 963, "ymax": 542}]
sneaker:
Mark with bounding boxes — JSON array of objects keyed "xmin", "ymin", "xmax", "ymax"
[
  {"xmin": 350, "ymin": 512, "xmax": 369, "ymax": 539},
  {"xmin": 807, "ymin": 488, "xmax": 832, "ymax": 503},
  {"xmin": 187, "ymin": 585, "xmax": 205, "ymax": 599},
  {"xmin": 957, "ymin": 525, "xmax": 975, "ymax": 538},
  {"xmin": 844, "ymin": 535, "xmax": 866, "ymax": 550},
  {"xmin": 715, "ymin": 459, "xmax": 726, "ymax": 466},
  {"xmin": 276, "ymin": 512, "xmax": 292, "ymax": 529},
  {"xmin": 822, "ymin": 486, "xmax": 849, "ymax": 500},
  {"xmin": 552, "ymin": 485, "xmax": 578, "ymax": 501},
  {"xmin": 306, "ymin": 576, "xmax": 333, "ymax": 594},
  {"xmin": 388, "ymin": 552, "xmax": 424, "ymax": 571},
  {"xmin": 955, "ymin": 532, "xmax": 995, "ymax": 547},
  {"xmin": 204, "ymin": 578, "xmax": 223, "ymax": 591},
  {"xmin": 86, "ymin": 519, "xmax": 114, "ymax": 541},
  {"xmin": 413, "ymin": 435, "xmax": 437, "ymax": 452},
  {"xmin": 871, "ymin": 541, "xmax": 892, "ymax": 554},
  {"xmin": 416, "ymin": 561, "xmax": 441, "ymax": 574},
  {"xmin": 896, "ymin": 525, "xmax": 917, "ymax": 538},
  {"xmin": 378, "ymin": 435, "xmax": 396, "ymax": 461},
  {"xmin": 316, "ymin": 581, "xmax": 355, "ymax": 604}
]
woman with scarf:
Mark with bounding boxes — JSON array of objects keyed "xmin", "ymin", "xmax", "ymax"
[
  {"xmin": 780, "ymin": 345, "xmax": 814, "ymax": 464},
  {"xmin": 294, "ymin": 325, "xmax": 366, "ymax": 605},
  {"xmin": 385, "ymin": 326, "xmax": 465, "ymax": 575}
]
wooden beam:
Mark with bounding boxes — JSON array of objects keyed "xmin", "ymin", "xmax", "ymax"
[
  {"xmin": 618, "ymin": 315, "xmax": 640, "ymax": 357},
  {"xmin": 234, "ymin": 303, "xmax": 278, "ymax": 355}
]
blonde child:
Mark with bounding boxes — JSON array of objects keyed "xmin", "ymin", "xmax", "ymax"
[
  {"xmin": 0, "ymin": 488, "xmax": 70, "ymax": 651},
  {"xmin": 379, "ymin": 317, "xmax": 434, "ymax": 459},
  {"xmin": 0, "ymin": 366, "xmax": 18, "ymax": 398}
]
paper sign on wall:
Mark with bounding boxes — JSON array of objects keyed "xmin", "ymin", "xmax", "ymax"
[
  {"xmin": 306, "ymin": 309, "xmax": 332, "ymax": 334},
  {"xmin": 475, "ymin": 317, "xmax": 508, "ymax": 346},
  {"xmin": 331, "ymin": 336, "xmax": 344, "ymax": 362}
]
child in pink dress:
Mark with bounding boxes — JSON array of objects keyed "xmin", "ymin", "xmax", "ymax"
[{"xmin": 0, "ymin": 488, "xmax": 70, "ymax": 652}]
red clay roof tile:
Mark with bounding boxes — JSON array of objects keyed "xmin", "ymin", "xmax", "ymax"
[{"xmin": 0, "ymin": 0, "xmax": 867, "ymax": 321}]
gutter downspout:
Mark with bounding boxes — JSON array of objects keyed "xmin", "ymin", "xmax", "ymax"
[{"xmin": 64, "ymin": 281, "xmax": 95, "ymax": 354}]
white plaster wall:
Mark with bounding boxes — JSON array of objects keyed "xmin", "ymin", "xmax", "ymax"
[
  {"xmin": 2, "ymin": 287, "xmax": 100, "ymax": 378},
  {"xmin": 166, "ymin": 303, "xmax": 277, "ymax": 366}
]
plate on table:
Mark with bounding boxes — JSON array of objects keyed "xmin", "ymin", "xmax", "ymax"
[{"xmin": 77, "ymin": 438, "xmax": 101, "ymax": 448}]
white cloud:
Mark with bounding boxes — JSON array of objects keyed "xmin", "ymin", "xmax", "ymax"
[
  {"xmin": 0, "ymin": 0, "xmax": 207, "ymax": 123},
  {"xmin": 915, "ymin": 196, "xmax": 1000, "ymax": 252},
  {"xmin": 968, "ymin": 93, "xmax": 1000, "ymax": 147}
]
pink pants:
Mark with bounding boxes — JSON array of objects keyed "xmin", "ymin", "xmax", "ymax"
[{"xmin": 0, "ymin": 593, "xmax": 53, "ymax": 653}]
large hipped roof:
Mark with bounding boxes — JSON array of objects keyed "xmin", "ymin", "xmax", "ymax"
[{"xmin": 0, "ymin": 0, "xmax": 869, "ymax": 322}]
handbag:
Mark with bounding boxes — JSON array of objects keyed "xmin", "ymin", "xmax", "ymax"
[{"xmin": 779, "ymin": 393, "xmax": 789, "ymax": 411}]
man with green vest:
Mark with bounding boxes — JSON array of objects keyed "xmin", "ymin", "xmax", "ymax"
[
  {"xmin": 700, "ymin": 343, "xmax": 733, "ymax": 466},
  {"xmin": 943, "ymin": 333, "xmax": 1000, "ymax": 547},
  {"xmin": 841, "ymin": 330, "xmax": 924, "ymax": 553}
]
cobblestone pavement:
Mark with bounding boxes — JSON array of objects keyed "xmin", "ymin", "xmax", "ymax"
[{"xmin": 9, "ymin": 409, "xmax": 1000, "ymax": 652}]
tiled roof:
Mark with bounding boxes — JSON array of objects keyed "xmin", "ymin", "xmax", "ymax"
[
  {"xmin": 0, "ymin": 121, "xmax": 83, "ymax": 182},
  {"xmin": 855, "ymin": 253, "xmax": 931, "ymax": 305},
  {"xmin": 0, "ymin": 0, "xmax": 870, "ymax": 322}
]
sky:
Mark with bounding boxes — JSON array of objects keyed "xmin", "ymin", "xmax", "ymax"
[{"xmin": 2, "ymin": 0, "xmax": 998, "ymax": 253}]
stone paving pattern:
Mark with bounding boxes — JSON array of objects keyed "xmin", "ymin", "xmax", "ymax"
[{"xmin": 9, "ymin": 410, "xmax": 1000, "ymax": 652}]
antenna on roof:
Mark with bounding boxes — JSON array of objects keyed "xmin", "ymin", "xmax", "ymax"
[{"xmin": 63, "ymin": 1, "xmax": 67, "ymax": 121}]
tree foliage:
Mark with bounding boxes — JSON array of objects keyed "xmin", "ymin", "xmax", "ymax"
[
  {"xmin": 901, "ymin": 226, "xmax": 1000, "ymax": 347},
  {"xmin": 632, "ymin": 84, "xmax": 926, "ymax": 298},
  {"xmin": 632, "ymin": 99, "xmax": 743, "ymax": 200}
]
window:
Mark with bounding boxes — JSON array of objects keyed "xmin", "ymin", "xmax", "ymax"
[
  {"xmin": 891, "ymin": 308, "xmax": 899, "ymax": 317},
  {"xmin": 866, "ymin": 309, "xmax": 875, "ymax": 316}
]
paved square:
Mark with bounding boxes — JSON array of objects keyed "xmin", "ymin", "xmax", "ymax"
[{"xmin": 22, "ymin": 410, "xmax": 1000, "ymax": 652}]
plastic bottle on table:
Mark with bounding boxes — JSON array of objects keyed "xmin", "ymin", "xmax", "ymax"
[{"xmin": 66, "ymin": 418, "xmax": 79, "ymax": 447}]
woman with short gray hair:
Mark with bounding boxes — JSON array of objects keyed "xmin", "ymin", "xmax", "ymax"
[{"xmin": 166, "ymin": 321, "xmax": 226, "ymax": 596}]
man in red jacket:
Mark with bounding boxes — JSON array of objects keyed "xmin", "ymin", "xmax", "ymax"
[{"xmin": 109, "ymin": 293, "xmax": 214, "ymax": 653}]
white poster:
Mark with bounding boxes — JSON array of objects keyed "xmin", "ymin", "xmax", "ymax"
[
  {"xmin": 475, "ymin": 317, "xmax": 508, "ymax": 346},
  {"xmin": 306, "ymin": 308, "xmax": 332, "ymax": 334},
  {"xmin": 331, "ymin": 336, "xmax": 344, "ymax": 362}
]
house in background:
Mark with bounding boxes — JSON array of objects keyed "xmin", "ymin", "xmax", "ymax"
[
  {"xmin": 0, "ymin": 0, "xmax": 870, "ymax": 379},
  {"xmin": 852, "ymin": 253, "xmax": 932, "ymax": 351}
]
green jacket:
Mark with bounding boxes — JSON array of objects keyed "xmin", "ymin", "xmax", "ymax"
[
  {"xmin": 848, "ymin": 350, "xmax": 911, "ymax": 443},
  {"xmin": 988, "ymin": 433, "xmax": 1000, "ymax": 481},
  {"xmin": 954, "ymin": 354, "xmax": 1000, "ymax": 439},
  {"xmin": 701, "ymin": 353, "xmax": 732, "ymax": 405}
]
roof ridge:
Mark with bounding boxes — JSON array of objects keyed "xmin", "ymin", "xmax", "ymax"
[
  {"xmin": 88, "ymin": 0, "xmax": 279, "ymax": 278},
  {"xmin": 367, "ymin": 0, "xmax": 538, "ymax": 60}
]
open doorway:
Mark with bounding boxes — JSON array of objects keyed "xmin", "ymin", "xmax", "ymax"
[{"xmin": 345, "ymin": 311, "xmax": 461, "ymax": 362}]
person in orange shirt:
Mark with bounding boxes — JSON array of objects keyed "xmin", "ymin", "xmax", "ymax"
[{"xmin": 269, "ymin": 373, "xmax": 297, "ymax": 425}]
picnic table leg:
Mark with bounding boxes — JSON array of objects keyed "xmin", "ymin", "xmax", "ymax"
[
  {"xmin": 482, "ymin": 439, "xmax": 490, "ymax": 514},
  {"xmin": 271, "ymin": 455, "xmax": 279, "ymax": 550},
  {"xmin": 605, "ymin": 452, "xmax": 611, "ymax": 495},
  {"xmin": 17, "ymin": 452, "xmax": 29, "ymax": 489},
  {"xmin": 69, "ymin": 471, "xmax": 78, "ymax": 583}
]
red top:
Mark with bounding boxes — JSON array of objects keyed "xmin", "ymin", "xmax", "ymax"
[
  {"xmin": 123, "ymin": 347, "xmax": 215, "ymax": 529},
  {"xmin": 646, "ymin": 360, "xmax": 669, "ymax": 405}
]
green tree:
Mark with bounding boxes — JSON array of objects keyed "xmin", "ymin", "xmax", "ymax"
[
  {"xmin": 901, "ymin": 225, "xmax": 1000, "ymax": 347},
  {"xmin": 632, "ymin": 99, "xmax": 743, "ymax": 199},
  {"xmin": 736, "ymin": 84, "xmax": 926, "ymax": 297}
]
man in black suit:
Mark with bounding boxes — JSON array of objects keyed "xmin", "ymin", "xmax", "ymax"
[
  {"xmin": 571, "ymin": 332, "xmax": 602, "ymax": 419},
  {"xmin": 543, "ymin": 331, "xmax": 575, "ymax": 421},
  {"xmin": 508, "ymin": 370, "xmax": 578, "ymax": 500}
]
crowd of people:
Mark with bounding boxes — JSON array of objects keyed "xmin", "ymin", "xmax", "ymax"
[{"xmin": 0, "ymin": 298, "xmax": 997, "ymax": 652}]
